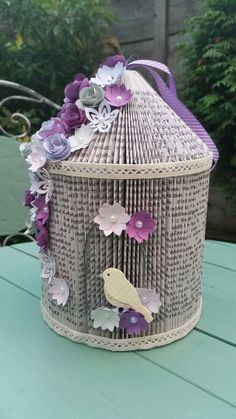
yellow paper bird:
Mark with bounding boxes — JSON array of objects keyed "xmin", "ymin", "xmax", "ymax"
[{"xmin": 102, "ymin": 267, "xmax": 153, "ymax": 323}]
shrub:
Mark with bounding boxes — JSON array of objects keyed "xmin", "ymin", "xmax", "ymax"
[
  {"xmin": 179, "ymin": 0, "xmax": 236, "ymax": 202},
  {"xmin": 0, "ymin": 0, "xmax": 112, "ymax": 105}
]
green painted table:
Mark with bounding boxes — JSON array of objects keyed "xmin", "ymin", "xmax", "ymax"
[{"xmin": 0, "ymin": 240, "xmax": 235, "ymax": 419}]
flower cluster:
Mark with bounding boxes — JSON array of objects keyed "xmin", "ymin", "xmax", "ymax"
[
  {"xmin": 94, "ymin": 203, "xmax": 157, "ymax": 243},
  {"xmin": 21, "ymin": 55, "xmax": 132, "ymax": 175},
  {"xmin": 91, "ymin": 288, "xmax": 161, "ymax": 335}
]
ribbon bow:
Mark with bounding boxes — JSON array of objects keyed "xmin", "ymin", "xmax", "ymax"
[{"xmin": 127, "ymin": 60, "xmax": 219, "ymax": 169}]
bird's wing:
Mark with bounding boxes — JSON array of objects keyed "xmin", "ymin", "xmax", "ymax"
[{"xmin": 104, "ymin": 288, "xmax": 130, "ymax": 308}]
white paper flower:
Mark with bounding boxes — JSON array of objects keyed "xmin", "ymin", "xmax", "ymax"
[
  {"xmin": 90, "ymin": 62, "xmax": 125, "ymax": 87},
  {"xmin": 30, "ymin": 168, "xmax": 53, "ymax": 203},
  {"xmin": 85, "ymin": 100, "xmax": 119, "ymax": 133},
  {"xmin": 136, "ymin": 288, "xmax": 161, "ymax": 313},
  {"xmin": 29, "ymin": 207, "xmax": 36, "ymax": 222},
  {"xmin": 19, "ymin": 141, "xmax": 32, "ymax": 159},
  {"xmin": 39, "ymin": 250, "xmax": 56, "ymax": 283},
  {"xmin": 48, "ymin": 277, "xmax": 69, "ymax": 306},
  {"xmin": 94, "ymin": 203, "xmax": 130, "ymax": 236},
  {"xmin": 26, "ymin": 142, "xmax": 46, "ymax": 172},
  {"xmin": 68, "ymin": 124, "xmax": 94, "ymax": 152},
  {"xmin": 91, "ymin": 307, "xmax": 120, "ymax": 331}
]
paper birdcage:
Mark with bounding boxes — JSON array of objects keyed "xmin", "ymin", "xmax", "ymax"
[{"xmin": 28, "ymin": 58, "xmax": 218, "ymax": 351}]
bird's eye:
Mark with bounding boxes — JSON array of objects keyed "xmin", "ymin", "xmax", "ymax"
[{"xmin": 107, "ymin": 273, "xmax": 110, "ymax": 276}]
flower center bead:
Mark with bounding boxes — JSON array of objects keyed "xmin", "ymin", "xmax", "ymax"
[
  {"xmin": 135, "ymin": 220, "xmax": 143, "ymax": 229},
  {"xmin": 141, "ymin": 295, "xmax": 149, "ymax": 303},
  {"xmin": 107, "ymin": 75, "xmax": 114, "ymax": 82},
  {"xmin": 116, "ymin": 95, "xmax": 122, "ymax": 100},
  {"xmin": 110, "ymin": 214, "xmax": 117, "ymax": 223},
  {"xmin": 60, "ymin": 285, "xmax": 65, "ymax": 292},
  {"xmin": 130, "ymin": 315, "xmax": 138, "ymax": 324},
  {"xmin": 43, "ymin": 207, "xmax": 49, "ymax": 213}
]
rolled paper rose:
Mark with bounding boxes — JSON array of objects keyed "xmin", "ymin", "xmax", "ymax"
[
  {"xmin": 103, "ymin": 55, "xmax": 127, "ymax": 67},
  {"xmin": 105, "ymin": 84, "xmax": 133, "ymax": 107},
  {"xmin": 60, "ymin": 103, "xmax": 87, "ymax": 131},
  {"xmin": 43, "ymin": 133, "xmax": 71, "ymax": 161},
  {"xmin": 79, "ymin": 84, "xmax": 104, "ymax": 107},
  {"xmin": 64, "ymin": 73, "xmax": 90, "ymax": 103},
  {"xmin": 37, "ymin": 117, "xmax": 68, "ymax": 139}
]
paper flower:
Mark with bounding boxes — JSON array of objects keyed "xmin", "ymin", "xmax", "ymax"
[
  {"xmin": 103, "ymin": 55, "xmax": 127, "ymax": 67},
  {"xmin": 24, "ymin": 189, "xmax": 36, "ymax": 207},
  {"xmin": 43, "ymin": 133, "xmax": 71, "ymax": 161},
  {"xmin": 91, "ymin": 62, "xmax": 125, "ymax": 87},
  {"xmin": 37, "ymin": 118, "xmax": 67, "ymax": 140},
  {"xmin": 64, "ymin": 73, "xmax": 90, "ymax": 103},
  {"xmin": 126, "ymin": 211, "xmax": 157, "ymax": 243},
  {"xmin": 30, "ymin": 168, "xmax": 53, "ymax": 203},
  {"xmin": 26, "ymin": 142, "xmax": 46, "ymax": 172},
  {"xmin": 105, "ymin": 84, "xmax": 133, "ymax": 107},
  {"xmin": 19, "ymin": 141, "xmax": 32, "ymax": 159},
  {"xmin": 79, "ymin": 84, "xmax": 104, "ymax": 108},
  {"xmin": 29, "ymin": 207, "xmax": 37, "ymax": 222},
  {"xmin": 39, "ymin": 250, "xmax": 56, "ymax": 283},
  {"xmin": 35, "ymin": 222, "xmax": 49, "ymax": 252},
  {"xmin": 68, "ymin": 124, "xmax": 94, "ymax": 152},
  {"xmin": 33, "ymin": 195, "xmax": 50, "ymax": 225},
  {"xmin": 137, "ymin": 288, "xmax": 161, "ymax": 314},
  {"xmin": 91, "ymin": 307, "xmax": 120, "ymax": 332},
  {"xmin": 119, "ymin": 310, "xmax": 148, "ymax": 336},
  {"xmin": 94, "ymin": 203, "xmax": 130, "ymax": 236},
  {"xmin": 60, "ymin": 103, "xmax": 87, "ymax": 132},
  {"xmin": 48, "ymin": 277, "xmax": 69, "ymax": 306},
  {"xmin": 85, "ymin": 100, "xmax": 119, "ymax": 133}
]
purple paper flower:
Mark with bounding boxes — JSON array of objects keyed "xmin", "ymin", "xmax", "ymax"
[
  {"xmin": 105, "ymin": 84, "xmax": 133, "ymax": 107},
  {"xmin": 33, "ymin": 195, "xmax": 50, "ymax": 225},
  {"xmin": 126, "ymin": 211, "xmax": 157, "ymax": 243},
  {"xmin": 36, "ymin": 222, "xmax": 49, "ymax": 252},
  {"xmin": 37, "ymin": 118, "xmax": 68, "ymax": 139},
  {"xmin": 64, "ymin": 73, "xmax": 90, "ymax": 103},
  {"xmin": 119, "ymin": 310, "xmax": 148, "ymax": 336},
  {"xmin": 137, "ymin": 288, "xmax": 161, "ymax": 314},
  {"xmin": 60, "ymin": 103, "xmax": 87, "ymax": 132},
  {"xmin": 43, "ymin": 133, "xmax": 71, "ymax": 161},
  {"xmin": 24, "ymin": 189, "xmax": 36, "ymax": 207},
  {"xmin": 103, "ymin": 55, "xmax": 127, "ymax": 67}
]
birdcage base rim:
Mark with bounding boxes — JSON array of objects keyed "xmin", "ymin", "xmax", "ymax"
[{"xmin": 41, "ymin": 299, "xmax": 202, "ymax": 351}]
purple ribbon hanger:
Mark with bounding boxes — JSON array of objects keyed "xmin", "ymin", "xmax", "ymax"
[{"xmin": 127, "ymin": 59, "xmax": 219, "ymax": 169}]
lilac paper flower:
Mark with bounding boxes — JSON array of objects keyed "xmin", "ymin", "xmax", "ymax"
[
  {"xmin": 35, "ymin": 222, "xmax": 49, "ymax": 252},
  {"xmin": 103, "ymin": 55, "xmax": 127, "ymax": 67},
  {"xmin": 33, "ymin": 195, "xmax": 50, "ymax": 225},
  {"xmin": 105, "ymin": 84, "xmax": 133, "ymax": 107},
  {"xmin": 37, "ymin": 118, "xmax": 68, "ymax": 140},
  {"xmin": 64, "ymin": 73, "xmax": 90, "ymax": 103},
  {"xmin": 48, "ymin": 277, "xmax": 69, "ymax": 307},
  {"xmin": 91, "ymin": 62, "xmax": 125, "ymax": 87},
  {"xmin": 119, "ymin": 310, "xmax": 148, "ymax": 336},
  {"xmin": 60, "ymin": 103, "xmax": 87, "ymax": 132},
  {"xmin": 43, "ymin": 133, "xmax": 71, "ymax": 161},
  {"xmin": 137, "ymin": 288, "xmax": 161, "ymax": 314},
  {"xmin": 94, "ymin": 203, "xmax": 130, "ymax": 236},
  {"xmin": 126, "ymin": 211, "xmax": 157, "ymax": 243},
  {"xmin": 24, "ymin": 189, "xmax": 36, "ymax": 207}
]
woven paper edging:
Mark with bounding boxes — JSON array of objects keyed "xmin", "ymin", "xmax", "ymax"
[
  {"xmin": 47, "ymin": 155, "xmax": 212, "ymax": 180},
  {"xmin": 41, "ymin": 299, "xmax": 202, "ymax": 352}
]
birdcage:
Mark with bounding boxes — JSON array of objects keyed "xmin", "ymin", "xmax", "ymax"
[{"xmin": 27, "ymin": 58, "xmax": 218, "ymax": 351}]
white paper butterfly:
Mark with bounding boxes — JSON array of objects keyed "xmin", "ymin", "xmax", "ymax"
[
  {"xmin": 30, "ymin": 168, "xmax": 53, "ymax": 203},
  {"xmin": 85, "ymin": 100, "xmax": 119, "ymax": 133}
]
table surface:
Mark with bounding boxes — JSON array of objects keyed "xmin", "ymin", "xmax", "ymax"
[{"xmin": 0, "ymin": 240, "xmax": 236, "ymax": 419}]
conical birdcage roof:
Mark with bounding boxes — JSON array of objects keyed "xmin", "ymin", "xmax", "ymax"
[{"xmin": 48, "ymin": 70, "xmax": 212, "ymax": 179}]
